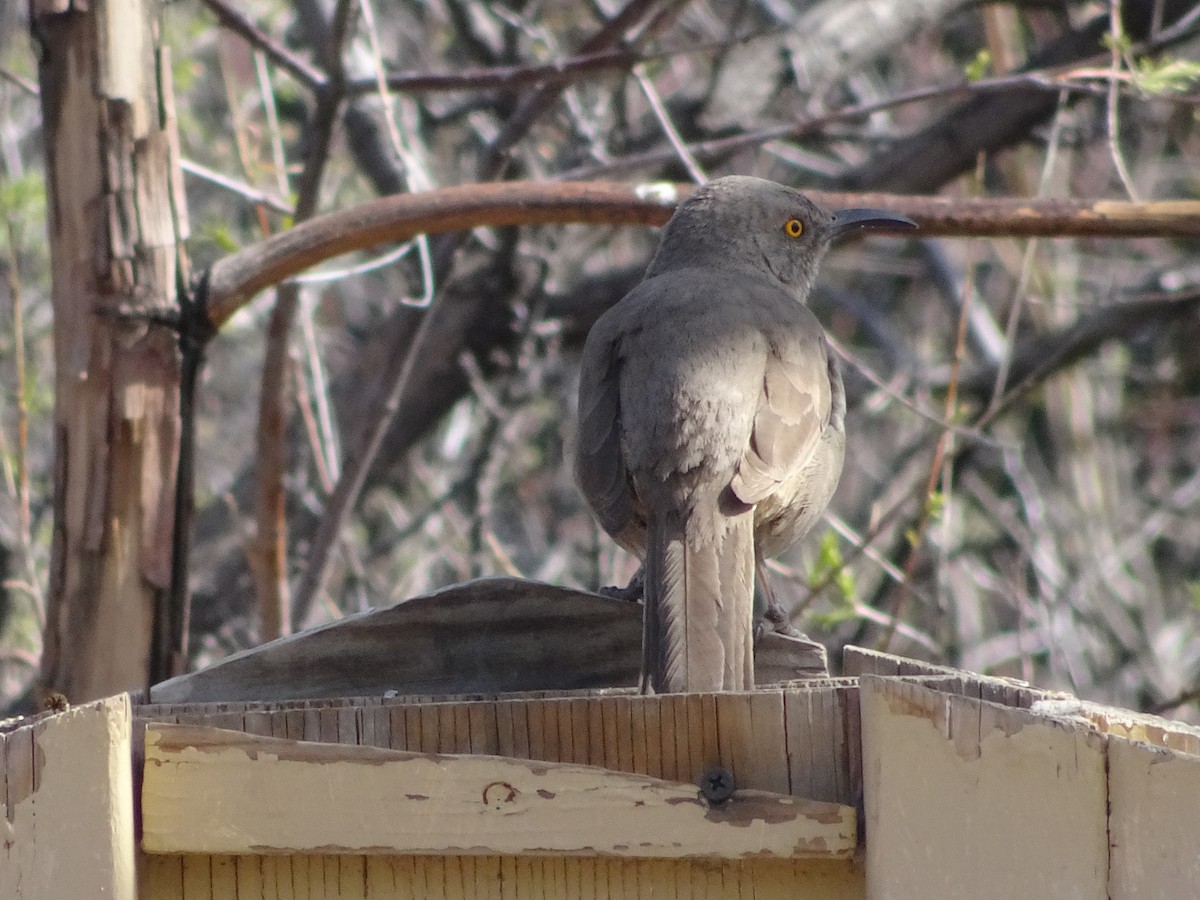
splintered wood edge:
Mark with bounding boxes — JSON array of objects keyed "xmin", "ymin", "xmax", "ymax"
[{"xmin": 141, "ymin": 722, "xmax": 856, "ymax": 860}]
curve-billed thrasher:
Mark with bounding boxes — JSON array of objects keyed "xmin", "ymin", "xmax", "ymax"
[{"xmin": 575, "ymin": 176, "xmax": 914, "ymax": 693}]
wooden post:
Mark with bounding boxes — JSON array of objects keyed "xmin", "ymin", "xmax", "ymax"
[
  {"xmin": 32, "ymin": 0, "xmax": 189, "ymax": 700},
  {"xmin": 0, "ymin": 696, "xmax": 136, "ymax": 899},
  {"xmin": 859, "ymin": 676, "xmax": 1109, "ymax": 899}
]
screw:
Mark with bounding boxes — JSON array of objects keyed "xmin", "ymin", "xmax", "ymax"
[{"xmin": 700, "ymin": 766, "xmax": 735, "ymax": 803}]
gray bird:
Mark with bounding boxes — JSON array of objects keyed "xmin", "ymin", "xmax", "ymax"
[{"xmin": 575, "ymin": 176, "xmax": 914, "ymax": 693}]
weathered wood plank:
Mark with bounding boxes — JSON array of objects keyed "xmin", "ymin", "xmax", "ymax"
[
  {"xmin": 783, "ymin": 682, "xmax": 858, "ymax": 804},
  {"xmin": 1107, "ymin": 732, "xmax": 1200, "ymax": 898},
  {"xmin": 859, "ymin": 676, "xmax": 1107, "ymax": 900},
  {"xmin": 1045, "ymin": 697, "xmax": 1200, "ymax": 755},
  {"xmin": 843, "ymin": 647, "xmax": 1047, "ymax": 708},
  {"xmin": 1, "ymin": 696, "xmax": 136, "ymax": 900},
  {"xmin": 141, "ymin": 722, "xmax": 856, "ymax": 859},
  {"xmin": 142, "ymin": 854, "xmax": 863, "ymax": 899},
  {"xmin": 139, "ymin": 683, "xmax": 863, "ymax": 809},
  {"xmin": 147, "ymin": 579, "xmax": 828, "ymax": 703}
]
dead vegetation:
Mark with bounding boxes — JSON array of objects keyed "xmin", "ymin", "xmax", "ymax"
[{"xmin": 1, "ymin": 0, "xmax": 1199, "ymax": 716}]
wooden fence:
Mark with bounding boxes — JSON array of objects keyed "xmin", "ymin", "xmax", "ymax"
[{"xmin": 3, "ymin": 648, "xmax": 1199, "ymax": 898}]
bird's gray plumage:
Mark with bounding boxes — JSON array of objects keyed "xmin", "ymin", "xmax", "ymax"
[{"xmin": 575, "ymin": 176, "xmax": 912, "ymax": 693}]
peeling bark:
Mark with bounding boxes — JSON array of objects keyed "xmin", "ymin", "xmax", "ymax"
[{"xmin": 35, "ymin": 0, "xmax": 188, "ymax": 701}]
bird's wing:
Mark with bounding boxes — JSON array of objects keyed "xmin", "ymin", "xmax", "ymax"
[
  {"xmin": 729, "ymin": 330, "xmax": 831, "ymax": 506},
  {"xmin": 574, "ymin": 314, "xmax": 638, "ymax": 548}
]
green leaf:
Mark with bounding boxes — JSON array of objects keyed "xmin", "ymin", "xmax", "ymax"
[
  {"xmin": 1133, "ymin": 57, "xmax": 1200, "ymax": 95},
  {"xmin": 809, "ymin": 531, "xmax": 857, "ymax": 605},
  {"xmin": 200, "ymin": 221, "xmax": 240, "ymax": 253},
  {"xmin": 1101, "ymin": 31, "xmax": 1133, "ymax": 54},
  {"xmin": 0, "ymin": 173, "xmax": 46, "ymax": 220},
  {"xmin": 836, "ymin": 566, "xmax": 856, "ymax": 600},
  {"xmin": 964, "ymin": 49, "xmax": 991, "ymax": 83}
]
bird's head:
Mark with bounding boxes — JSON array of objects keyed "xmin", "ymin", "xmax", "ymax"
[{"xmin": 645, "ymin": 176, "xmax": 916, "ymax": 300}]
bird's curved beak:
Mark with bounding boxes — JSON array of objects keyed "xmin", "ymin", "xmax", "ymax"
[{"xmin": 828, "ymin": 208, "xmax": 917, "ymax": 241}]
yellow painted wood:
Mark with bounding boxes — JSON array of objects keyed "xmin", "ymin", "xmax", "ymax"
[
  {"xmin": 1107, "ymin": 734, "xmax": 1200, "ymax": 898},
  {"xmin": 1, "ymin": 695, "xmax": 135, "ymax": 900},
  {"xmin": 127, "ymin": 666, "xmax": 1200, "ymax": 898},
  {"xmin": 140, "ymin": 854, "xmax": 862, "ymax": 899},
  {"xmin": 860, "ymin": 676, "xmax": 1108, "ymax": 900},
  {"xmin": 142, "ymin": 721, "xmax": 855, "ymax": 859}
]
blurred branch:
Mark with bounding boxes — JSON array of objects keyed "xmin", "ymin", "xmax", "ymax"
[
  {"xmin": 201, "ymin": 0, "xmax": 324, "ymax": 90},
  {"xmin": 249, "ymin": 0, "xmax": 354, "ymax": 643},
  {"xmin": 560, "ymin": 50, "xmax": 1199, "ymax": 183},
  {"xmin": 858, "ymin": 283, "xmax": 1200, "ymax": 650},
  {"xmin": 1, "ymin": 211, "xmax": 42, "ymax": 628},
  {"xmin": 344, "ymin": 45, "xmax": 703, "ymax": 96},
  {"xmin": 959, "ymin": 285, "xmax": 1200, "ymax": 413},
  {"xmin": 634, "ymin": 64, "xmax": 707, "ymax": 183},
  {"xmin": 283, "ymin": 0, "xmax": 685, "ymax": 630},
  {"xmin": 839, "ymin": 0, "xmax": 1199, "ymax": 192},
  {"xmin": 481, "ymin": 0, "xmax": 684, "ymax": 178},
  {"xmin": 784, "ymin": 0, "xmax": 973, "ymax": 92},
  {"xmin": 0, "ymin": 65, "xmax": 38, "ymax": 97},
  {"xmin": 180, "ymin": 158, "xmax": 294, "ymax": 215},
  {"xmin": 1105, "ymin": 0, "xmax": 1141, "ymax": 201},
  {"xmin": 203, "ymin": 181, "xmax": 1200, "ymax": 327},
  {"xmin": 1149, "ymin": 686, "xmax": 1200, "ymax": 716},
  {"xmin": 878, "ymin": 221, "xmax": 981, "ymax": 652}
]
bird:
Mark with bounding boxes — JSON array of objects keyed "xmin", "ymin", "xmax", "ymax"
[{"xmin": 574, "ymin": 176, "xmax": 914, "ymax": 694}]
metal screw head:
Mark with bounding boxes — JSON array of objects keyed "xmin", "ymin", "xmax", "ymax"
[{"xmin": 700, "ymin": 766, "xmax": 735, "ymax": 803}]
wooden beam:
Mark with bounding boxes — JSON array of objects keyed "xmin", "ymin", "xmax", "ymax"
[
  {"xmin": 1, "ymin": 696, "xmax": 136, "ymax": 900},
  {"xmin": 141, "ymin": 722, "xmax": 856, "ymax": 859}
]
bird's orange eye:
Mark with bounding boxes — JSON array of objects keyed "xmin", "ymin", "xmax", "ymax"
[{"xmin": 784, "ymin": 217, "xmax": 804, "ymax": 238}]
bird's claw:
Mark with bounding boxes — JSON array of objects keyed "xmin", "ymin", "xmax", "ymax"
[{"xmin": 598, "ymin": 567, "xmax": 645, "ymax": 603}]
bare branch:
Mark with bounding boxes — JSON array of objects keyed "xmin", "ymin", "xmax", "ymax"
[
  {"xmin": 180, "ymin": 158, "xmax": 294, "ymax": 215},
  {"xmin": 200, "ymin": 0, "xmax": 325, "ymax": 91},
  {"xmin": 480, "ymin": 0, "xmax": 683, "ymax": 178},
  {"xmin": 203, "ymin": 182, "xmax": 1200, "ymax": 328},
  {"xmin": 249, "ymin": 0, "xmax": 355, "ymax": 642},
  {"xmin": 344, "ymin": 45, "xmax": 680, "ymax": 96}
]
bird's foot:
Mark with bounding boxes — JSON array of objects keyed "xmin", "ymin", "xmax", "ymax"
[
  {"xmin": 756, "ymin": 601, "xmax": 808, "ymax": 642},
  {"xmin": 755, "ymin": 617, "xmax": 807, "ymax": 640},
  {"xmin": 598, "ymin": 566, "xmax": 645, "ymax": 603}
]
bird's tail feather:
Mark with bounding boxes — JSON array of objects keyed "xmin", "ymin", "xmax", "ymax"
[{"xmin": 645, "ymin": 508, "xmax": 755, "ymax": 693}]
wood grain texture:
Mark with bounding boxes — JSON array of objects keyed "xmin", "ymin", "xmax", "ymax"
[
  {"xmin": 140, "ymin": 685, "xmax": 865, "ymax": 806},
  {"xmin": 141, "ymin": 854, "xmax": 864, "ymax": 899},
  {"xmin": 136, "ymin": 684, "xmax": 865, "ymax": 893},
  {"xmin": 141, "ymin": 721, "xmax": 856, "ymax": 859},
  {"xmin": 148, "ymin": 578, "xmax": 828, "ymax": 703}
]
